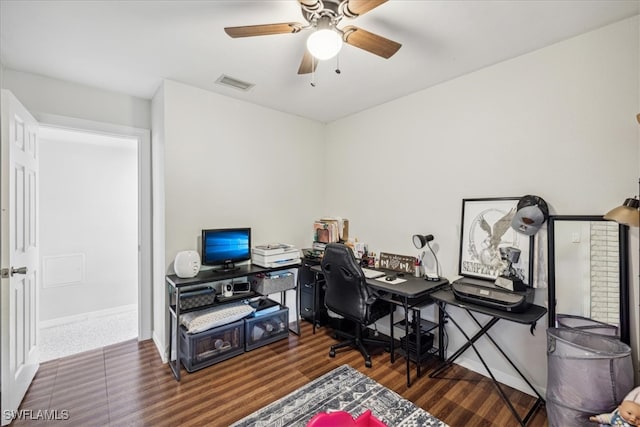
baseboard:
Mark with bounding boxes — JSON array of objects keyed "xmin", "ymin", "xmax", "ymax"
[
  {"xmin": 153, "ymin": 330, "xmax": 168, "ymax": 363},
  {"xmin": 39, "ymin": 304, "xmax": 137, "ymax": 329}
]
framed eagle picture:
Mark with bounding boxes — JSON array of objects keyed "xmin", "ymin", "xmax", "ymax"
[{"xmin": 458, "ymin": 197, "xmax": 534, "ymax": 284}]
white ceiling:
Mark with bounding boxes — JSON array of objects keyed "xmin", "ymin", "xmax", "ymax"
[{"xmin": 1, "ymin": 0, "xmax": 638, "ymax": 123}]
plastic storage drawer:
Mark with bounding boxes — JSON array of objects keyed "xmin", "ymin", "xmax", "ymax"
[
  {"xmin": 179, "ymin": 319, "xmax": 244, "ymax": 372},
  {"xmin": 244, "ymin": 306, "xmax": 289, "ymax": 351}
]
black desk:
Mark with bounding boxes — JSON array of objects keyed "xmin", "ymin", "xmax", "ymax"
[
  {"xmin": 366, "ymin": 273, "xmax": 449, "ymax": 387},
  {"xmin": 166, "ymin": 263, "xmax": 300, "ymax": 381},
  {"xmin": 310, "ymin": 264, "xmax": 448, "ymax": 387},
  {"xmin": 429, "ymin": 288, "xmax": 546, "ymax": 426}
]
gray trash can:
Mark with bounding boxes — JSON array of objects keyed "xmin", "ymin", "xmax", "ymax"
[
  {"xmin": 556, "ymin": 314, "xmax": 619, "ymax": 337},
  {"xmin": 546, "ymin": 327, "xmax": 633, "ymax": 427}
]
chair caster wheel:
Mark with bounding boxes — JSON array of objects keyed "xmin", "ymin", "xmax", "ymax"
[
  {"xmin": 365, "ymin": 359, "xmax": 372, "ymax": 368},
  {"xmin": 329, "ymin": 349, "xmax": 336, "ymax": 358}
]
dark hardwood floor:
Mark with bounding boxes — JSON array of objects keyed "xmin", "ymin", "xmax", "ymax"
[{"xmin": 15, "ymin": 322, "xmax": 548, "ymax": 426}]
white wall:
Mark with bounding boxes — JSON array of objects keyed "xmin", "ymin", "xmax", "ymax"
[
  {"xmin": 324, "ymin": 16, "xmax": 640, "ymax": 394},
  {"xmin": 39, "ymin": 131, "xmax": 138, "ymax": 321},
  {"xmin": 2, "ymin": 69, "xmax": 150, "ymax": 129},
  {"xmin": 153, "ymin": 79, "xmax": 326, "ymax": 355}
]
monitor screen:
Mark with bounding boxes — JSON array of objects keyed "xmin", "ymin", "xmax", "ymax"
[{"xmin": 201, "ymin": 228, "xmax": 251, "ymax": 270}]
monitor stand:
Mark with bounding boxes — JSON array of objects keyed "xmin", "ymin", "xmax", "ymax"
[{"xmin": 215, "ymin": 262, "xmax": 239, "ymax": 273}]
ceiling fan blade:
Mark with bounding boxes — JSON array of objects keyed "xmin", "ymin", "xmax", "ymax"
[
  {"xmin": 344, "ymin": 0, "xmax": 388, "ymax": 17},
  {"xmin": 342, "ymin": 25, "xmax": 401, "ymax": 59},
  {"xmin": 224, "ymin": 23, "xmax": 303, "ymax": 38},
  {"xmin": 298, "ymin": 49, "xmax": 317, "ymax": 75}
]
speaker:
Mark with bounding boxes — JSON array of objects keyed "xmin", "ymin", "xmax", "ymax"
[{"xmin": 174, "ymin": 250, "xmax": 201, "ymax": 278}]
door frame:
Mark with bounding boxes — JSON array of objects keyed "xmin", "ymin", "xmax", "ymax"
[{"xmin": 35, "ymin": 113, "xmax": 152, "ymax": 340}]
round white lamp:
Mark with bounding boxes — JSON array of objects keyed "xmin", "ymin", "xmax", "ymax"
[
  {"xmin": 306, "ymin": 17, "xmax": 342, "ymax": 60},
  {"xmin": 174, "ymin": 250, "xmax": 201, "ymax": 278}
]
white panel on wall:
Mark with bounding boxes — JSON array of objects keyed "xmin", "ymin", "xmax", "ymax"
[{"xmin": 42, "ymin": 254, "xmax": 85, "ymax": 288}]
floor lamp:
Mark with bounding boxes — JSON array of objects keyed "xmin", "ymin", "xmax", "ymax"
[
  {"xmin": 604, "ymin": 114, "xmax": 640, "ymax": 240},
  {"xmin": 602, "ymin": 114, "xmax": 640, "ymax": 344},
  {"xmin": 604, "ymin": 190, "xmax": 640, "ymax": 228}
]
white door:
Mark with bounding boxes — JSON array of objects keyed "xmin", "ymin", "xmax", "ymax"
[{"xmin": 1, "ymin": 90, "xmax": 39, "ymax": 426}]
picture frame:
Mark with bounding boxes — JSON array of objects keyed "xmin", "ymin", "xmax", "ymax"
[
  {"xmin": 379, "ymin": 252, "xmax": 416, "ymax": 274},
  {"xmin": 458, "ymin": 197, "xmax": 534, "ymax": 284}
]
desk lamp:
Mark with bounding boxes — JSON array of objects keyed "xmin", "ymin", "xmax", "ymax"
[{"xmin": 412, "ymin": 234, "xmax": 440, "ymax": 280}]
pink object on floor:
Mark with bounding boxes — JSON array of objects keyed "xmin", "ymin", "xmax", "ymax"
[{"xmin": 306, "ymin": 409, "xmax": 387, "ymax": 427}]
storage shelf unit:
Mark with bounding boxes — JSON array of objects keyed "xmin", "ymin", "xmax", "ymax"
[
  {"xmin": 166, "ymin": 263, "xmax": 300, "ymax": 381},
  {"xmin": 392, "ymin": 299, "xmax": 440, "ymax": 377}
]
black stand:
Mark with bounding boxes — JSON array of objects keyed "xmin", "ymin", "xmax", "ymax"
[{"xmin": 429, "ymin": 289, "xmax": 547, "ymax": 427}]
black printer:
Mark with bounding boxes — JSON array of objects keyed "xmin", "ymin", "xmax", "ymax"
[{"xmin": 451, "ymin": 277, "xmax": 533, "ymax": 313}]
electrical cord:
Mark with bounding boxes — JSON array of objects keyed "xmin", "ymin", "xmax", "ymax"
[{"xmin": 441, "ymin": 316, "xmax": 449, "ymax": 354}]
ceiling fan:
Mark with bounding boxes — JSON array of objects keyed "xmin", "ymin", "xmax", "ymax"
[{"xmin": 224, "ymin": 0, "xmax": 401, "ymax": 75}]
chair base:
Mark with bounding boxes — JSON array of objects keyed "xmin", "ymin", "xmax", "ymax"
[{"xmin": 328, "ymin": 326, "xmax": 389, "ymax": 368}]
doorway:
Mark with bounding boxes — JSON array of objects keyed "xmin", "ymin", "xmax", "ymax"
[{"xmin": 37, "ymin": 126, "xmax": 139, "ymax": 361}]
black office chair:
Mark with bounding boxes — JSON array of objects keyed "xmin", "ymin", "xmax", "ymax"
[{"xmin": 320, "ymin": 243, "xmax": 392, "ymax": 368}]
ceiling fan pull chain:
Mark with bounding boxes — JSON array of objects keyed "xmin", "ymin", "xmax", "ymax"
[
  {"xmin": 311, "ymin": 56, "xmax": 316, "ymax": 87},
  {"xmin": 335, "ymin": 52, "xmax": 341, "ymax": 74}
]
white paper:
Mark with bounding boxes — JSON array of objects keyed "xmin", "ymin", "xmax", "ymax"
[{"xmin": 375, "ymin": 276, "xmax": 406, "ymax": 285}]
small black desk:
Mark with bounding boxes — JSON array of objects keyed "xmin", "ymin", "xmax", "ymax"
[
  {"xmin": 311, "ymin": 264, "xmax": 448, "ymax": 387},
  {"xmin": 366, "ymin": 273, "xmax": 448, "ymax": 387},
  {"xmin": 429, "ymin": 288, "xmax": 546, "ymax": 426},
  {"xmin": 166, "ymin": 263, "xmax": 300, "ymax": 381}
]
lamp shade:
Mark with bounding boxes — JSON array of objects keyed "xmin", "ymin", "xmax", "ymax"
[
  {"xmin": 307, "ymin": 28, "xmax": 343, "ymax": 60},
  {"xmin": 604, "ymin": 197, "xmax": 640, "ymax": 227},
  {"xmin": 412, "ymin": 234, "xmax": 434, "ymax": 249},
  {"xmin": 306, "ymin": 16, "xmax": 342, "ymax": 60}
]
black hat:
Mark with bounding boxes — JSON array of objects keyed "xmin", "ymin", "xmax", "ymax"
[{"xmin": 511, "ymin": 195, "xmax": 549, "ymax": 236}]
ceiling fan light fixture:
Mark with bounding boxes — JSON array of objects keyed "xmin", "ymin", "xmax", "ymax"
[{"xmin": 307, "ymin": 28, "xmax": 342, "ymax": 60}]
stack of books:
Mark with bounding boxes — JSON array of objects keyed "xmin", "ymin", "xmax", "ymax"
[
  {"xmin": 312, "ymin": 241, "xmax": 327, "ymax": 251},
  {"xmin": 313, "ymin": 218, "xmax": 349, "ymax": 246}
]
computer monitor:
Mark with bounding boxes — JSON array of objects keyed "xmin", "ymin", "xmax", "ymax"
[{"xmin": 201, "ymin": 227, "xmax": 251, "ymax": 272}]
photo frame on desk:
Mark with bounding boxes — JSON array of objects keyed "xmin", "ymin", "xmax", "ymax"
[
  {"xmin": 458, "ymin": 197, "xmax": 534, "ymax": 284},
  {"xmin": 379, "ymin": 252, "xmax": 416, "ymax": 274}
]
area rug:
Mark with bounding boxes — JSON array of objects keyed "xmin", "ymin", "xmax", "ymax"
[{"xmin": 231, "ymin": 364, "xmax": 448, "ymax": 427}]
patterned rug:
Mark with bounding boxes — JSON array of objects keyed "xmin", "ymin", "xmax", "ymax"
[{"xmin": 231, "ymin": 364, "xmax": 448, "ymax": 427}]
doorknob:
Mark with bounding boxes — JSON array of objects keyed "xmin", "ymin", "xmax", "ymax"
[
  {"xmin": 11, "ymin": 266, "xmax": 27, "ymax": 275},
  {"xmin": 0, "ymin": 266, "xmax": 27, "ymax": 278}
]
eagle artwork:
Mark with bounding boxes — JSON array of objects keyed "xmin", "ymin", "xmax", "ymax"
[{"xmin": 465, "ymin": 207, "xmax": 522, "ymax": 279}]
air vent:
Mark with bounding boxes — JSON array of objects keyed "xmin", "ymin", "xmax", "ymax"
[{"xmin": 215, "ymin": 75, "xmax": 255, "ymax": 91}]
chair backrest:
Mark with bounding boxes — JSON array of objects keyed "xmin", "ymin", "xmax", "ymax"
[{"xmin": 321, "ymin": 243, "xmax": 372, "ymax": 324}]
